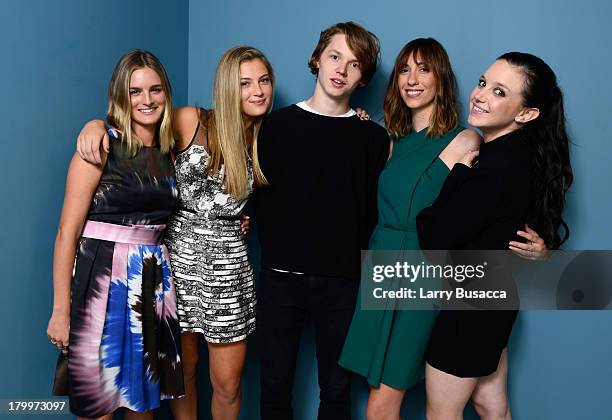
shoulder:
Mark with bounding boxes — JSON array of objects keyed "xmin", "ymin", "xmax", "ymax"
[
  {"xmin": 174, "ymin": 106, "xmax": 200, "ymax": 127},
  {"xmin": 450, "ymin": 128, "xmax": 482, "ymax": 153},
  {"xmin": 355, "ymin": 119, "xmax": 390, "ymax": 148},
  {"xmin": 262, "ymin": 105, "xmax": 315, "ymax": 135},
  {"xmin": 268, "ymin": 104, "xmax": 299, "ymax": 120},
  {"xmin": 173, "ymin": 106, "xmax": 201, "ymax": 149},
  {"xmin": 364, "ymin": 119, "xmax": 390, "ymax": 139}
]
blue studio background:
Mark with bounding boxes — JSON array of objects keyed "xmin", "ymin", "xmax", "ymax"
[{"xmin": 1, "ymin": 0, "xmax": 611, "ymax": 419}]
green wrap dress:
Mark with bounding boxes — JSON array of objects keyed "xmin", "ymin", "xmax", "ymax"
[{"xmin": 339, "ymin": 125, "xmax": 464, "ymax": 389}]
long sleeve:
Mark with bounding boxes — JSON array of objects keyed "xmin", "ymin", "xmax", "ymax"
[
  {"xmin": 365, "ymin": 132, "xmax": 390, "ymax": 242},
  {"xmin": 257, "ymin": 114, "xmax": 274, "ymax": 183},
  {"xmin": 253, "ymin": 105, "xmax": 390, "ymax": 279},
  {"xmin": 417, "ymin": 162, "xmax": 509, "ymax": 250}
]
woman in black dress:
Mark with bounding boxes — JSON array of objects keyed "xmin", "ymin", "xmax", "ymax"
[{"xmin": 417, "ymin": 52, "xmax": 573, "ymax": 419}]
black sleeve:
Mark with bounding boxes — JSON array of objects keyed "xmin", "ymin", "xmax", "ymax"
[
  {"xmin": 416, "ymin": 162, "xmax": 506, "ymax": 250},
  {"xmin": 366, "ymin": 127, "xmax": 390, "ymax": 240}
]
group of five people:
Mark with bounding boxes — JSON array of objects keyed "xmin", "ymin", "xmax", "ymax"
[{"xmin": 47, "ymin": 21, "xmax": 571, "ymax": 420}]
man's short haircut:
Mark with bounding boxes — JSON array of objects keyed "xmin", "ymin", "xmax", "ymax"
[{"xmin": 308, "ymin": 21, "xmax": 380, "ymax": 86}]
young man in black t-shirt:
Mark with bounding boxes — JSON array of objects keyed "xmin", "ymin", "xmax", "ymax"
[{"xmin": 255, "ymin": 22, "xmax": 389, "ymax": 420}]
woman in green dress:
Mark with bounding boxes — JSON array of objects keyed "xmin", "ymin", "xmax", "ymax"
[{"xmin": 338, "ymin": 38, "xmax": 547, "ymax": 419}]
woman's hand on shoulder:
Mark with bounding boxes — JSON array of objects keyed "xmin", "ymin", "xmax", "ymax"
[
  {"xmin": 456, "ymin": 128, "xmax": 482, "ymax": 153},
  {"xmin": 355, "ymin": 107, "xmax": 371, "ymax": 121},
  {"xmin": 458, "ymin": 150, "xmax": 479, "ymax": 168},
  {"xmin": 458, "ymin": 130, "xmax": 482, "ymax": 167},
  {"xmin": 77, "ymin": 120, "xmax": 108, "ymax": 165},
  {"xmin": 173, "ymin": 106, "xmax": 200, "ymax": 151},
  {"xmin": 440, "ymin": 128, "xmax": 482, "ymax": 169}
]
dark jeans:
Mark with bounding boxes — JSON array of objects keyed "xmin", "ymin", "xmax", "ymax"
[{"xmin": 257, "ymin": 268, "xmax": 359, "ymax": 420}]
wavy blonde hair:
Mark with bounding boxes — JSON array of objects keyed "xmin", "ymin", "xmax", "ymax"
[
  {"xmin": 208, "ymin": 46, "xmax": 275, "ymax": 198},
  {"xmin": 384, "ymin": 38, "xmax": 459, "ymax": 140},
  {"xmin": 106, "ymin": 50, "xmax": 174, "ymax": 155}
]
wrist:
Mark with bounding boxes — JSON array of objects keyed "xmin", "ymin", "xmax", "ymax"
[
  {"xmin": 51, "ymin": 308, "xmax": 70, "ymax": 318},
  {"xmin": 86, "ymin": 119, "xmax": 106, "ymax": 129}
]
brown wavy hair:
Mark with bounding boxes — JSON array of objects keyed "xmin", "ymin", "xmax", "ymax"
[
  {"xmin": 308, "ymin": 21, "xmax": 380, "ymax": 86},
  {"xmin": 384, "ymin": 38, "xmax": 459, "ymax": 139}
]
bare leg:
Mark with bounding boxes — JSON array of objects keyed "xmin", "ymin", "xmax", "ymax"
[
  {"xmin": 78, "ymin": 414, "xmax": 112, "ymax": 420},
  {"xmin": 170, "ymin": 332, "xmax": 200, "ymax": 420},
  {"xmin": 425, "ymin": 363, "xmax": 478, "ymax": 420},
  {"xmin": 366, "ymin": 383, "xmax": 406, "ymax": 420},
  {"xmin": 471, "ymin": 349, "xmax": 512, "ymax": 420},
  {"xmin": 124, "ymin": 410, "xmax": 153, "ymax": 420},
  {"xmin": 208, "ymin": 340, "xmax": 247, "ymax": 420}
]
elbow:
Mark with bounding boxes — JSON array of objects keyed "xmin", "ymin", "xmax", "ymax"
[
  {"xmin": 417, "ymin": 218, "xmax": 433, "ymax": 250},
  {"xmin": 55, "ymin": 223, "xmax": 82, "ymax": 248},
  {"xmin": 417, "ymin": 224, "xmax": 450, "ymax": 250}
]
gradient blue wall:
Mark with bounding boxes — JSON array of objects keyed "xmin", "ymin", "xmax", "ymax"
[
  {"xmin": 0, "ymin": 1, "xmax": 188, "ymax": 418},
  {"xmin": 2, "ymin": 0, "xmax": 610, "ymax": 419},
  {"xmin": 189, "ymin": 1, "xmax": 612, "ymax": 419}
]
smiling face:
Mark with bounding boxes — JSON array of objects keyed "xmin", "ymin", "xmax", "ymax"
[
  {"xmin": 314, "ymin": 34, "xmax": 363, "ymax": 101},
  {"xmin": 397, "ymin": 53, "xmax": 437, "ymax": 116},
  {"xmin": 129, "ymin": 66, "xmax": 166, "ymax": 136},
  {"xmin": 468, "ymin": 59, "xmax": 535, "ymax": 141},
  {"xmin": 240, "ymin": 58, "xmax": 273, "ymax": 119}
]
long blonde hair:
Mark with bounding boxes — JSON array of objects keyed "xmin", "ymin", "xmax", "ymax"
[
  {"xmin": 208, "ymin": 46, "xmax": 275, "ymax": 198},
  {"xmin": 106, "ymin": 50, "xmax": 174, "ymax": 155}
]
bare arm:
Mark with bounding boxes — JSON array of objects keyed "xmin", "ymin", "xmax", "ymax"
[
  {"xmin": 173, "ymin": 106, "xmax": 200, "ymax": 151},
  {"xmin": 47, "ymin": 152, "xmax": 105, "ymax": 351},
  {"xmin": 76, "ymin": 120, "xmax": 108, "ymax": 164}
]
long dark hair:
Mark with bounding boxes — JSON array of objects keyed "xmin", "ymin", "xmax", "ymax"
[{"xmin": 499, "ymin": 52, "xmax": 573, "ymax": 248}]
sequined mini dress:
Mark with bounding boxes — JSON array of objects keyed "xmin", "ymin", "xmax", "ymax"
[{"xmin": 165, "ymin": 110, "xmax": 256, "ymax": 343}]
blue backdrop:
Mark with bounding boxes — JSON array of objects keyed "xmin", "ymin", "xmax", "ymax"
[
  {"xmin": 0, "ymin": 1, "xmax": 188, "ymax": 419},
  {"xmin": 1, "ymin": 0, "xmax": 611, "ymax": 419}
]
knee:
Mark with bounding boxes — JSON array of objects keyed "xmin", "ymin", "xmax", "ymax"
[
  {"xmin": 365, "ymin": 404, "xmax": 390, "ymax": 420},
  {"xmin": 365, "ymin": 395, "xmax": 399, "ymax": 420},
  {"xmin": 212, "ymin": 376, "xmax": 241, "ymax": 405},
  {"xmin": 426, "ymin": 404, "xmax": 461, "ymax": 420},
  {"xmin": 319, "ymin": 371, "xmax": 351, "ymax": 403},
  {"xmin": 472, "ymin": 394, "xmax": 509, "ymax": 419}
]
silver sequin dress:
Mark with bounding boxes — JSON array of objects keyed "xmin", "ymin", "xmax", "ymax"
[{"xmin": 165, "ymin": 114, "xmax": 256, "ymax": 343}]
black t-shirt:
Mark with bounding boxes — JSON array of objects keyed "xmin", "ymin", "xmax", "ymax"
[{"xmin": 254, "ymin": 104, "xmax": 389, "ymax": 280}]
